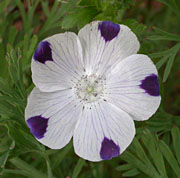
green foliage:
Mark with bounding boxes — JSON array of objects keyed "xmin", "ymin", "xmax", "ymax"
[
  {"xmin": 0, "ymin": 0, "xmax": 180, "ymax": 177},
  {"xmin": 149, "ymin": 42, "xmax": 180, "ymax": 82},
  {"xmin": 62, "ymin": 6, "xmax": 99, "ymax": 29},
  {"xmin": 156, "ymin": 0, "xmax": 180, "ymax": 18},
  {"xmin": 40, "ymin": 0, "xmax": 79, "ymax": 38},
  {"xmin": 118, "ymin": 128, "xmax": 180, "ymax": 178},
  {"xmin": 61, "ymin": 0, "xmax": 136, "ymax": 29},
  {"xmin": 72, "ymin": 158, "xmax": 86, "ymax": 178},
  {"xmin": 122, "ymin": 19, "xmax": 147, "ymax": 36}
]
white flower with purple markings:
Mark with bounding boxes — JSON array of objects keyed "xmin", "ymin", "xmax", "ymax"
[{"xmin": 25, "ymin": 21, "xmax": 161, "ymax": 162}]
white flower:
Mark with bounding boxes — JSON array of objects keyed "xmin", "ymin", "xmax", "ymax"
[{"xmin": 25, "ymin": 21, "xmax": 161, "ymax": 162}]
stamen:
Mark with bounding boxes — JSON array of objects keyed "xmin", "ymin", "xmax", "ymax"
[{"xmin": 75, "ymin": 75, "xmax": 105, "ymax": 103}]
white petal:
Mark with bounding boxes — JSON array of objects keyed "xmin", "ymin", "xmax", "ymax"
[
  {"xmin": 25, "ymin": 87, "xmax": 82, "ymax": 149},
  {"xmin": 105, "ymin": 54, "xmax": 161, "ymax": 121},
  {"xmin": 73, "ymin": 101, "xmax": 135, "ymax": 162},
  {"xmin": 78, "ymin": 21, "xmax": 140, "ymax": 76},
  {"xmin": 32, "ymin": 32, "xmax": 84, "ymax": 92}
]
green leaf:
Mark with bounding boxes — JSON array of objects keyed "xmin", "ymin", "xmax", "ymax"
[
  {"xmin": 148, "ymin": 27, "xmax": 180, "ymax": 42},
  {"xmin": 156, "ymin": 0, "xmax": 180, "ymax": 18},
  {"xmin": 7, "ymin": 123, "xmax": 43, "ymax": 151},
  {"xmin": 121, "ymin": 130, "xmax": 168, "ymax": 178},
  {"xmin": 122, "ymin": 19, "xmax": 147, "ymax": 36},
  {"xmin": 0, "ymin": 78, "xmax": 16, "ymax": 96},
  {"xmin": 14, "ymin": 0, "xmax": 26, "ymax": 26},
  {"xmin": 41, "ymin": 1, "xmax": 50, "ymax": 17},
  {"xmin": 40, "ymin": 0, "xmax": 79, "ymax": 37},
  {"xmin": 23, "ymin": 34, "xmax": 38, "ymax": 66},
  {"xmin": 141, "ymin": 130, "xmax": 167, "ymax": 178},
  {"xmin": 3, "ymin": 169, "xmax": 40, "ymax": 177},
  {"xmin": 149, "ymin": 49, "xmax": 170, "ymax": 58},
  {"xmin": 78, "ymin": 0, "xmax": 99, "ymax": 7},
  {"xmin": 26, "ymin": 0, "xmax": 40, "ymax": 33},
  {"xmin": 8, "ymin": 26, "xmax": 18, "ymax": 45},
  {"xmin": 27, "ymin": 35, "xmax": 38, "ymax": 59},
  {"xmin": 171, "ymin": 127, "xmax": 180, "ymax": 165},
  {"xmin": 22, "ymin": 34, "xmax": 30, "ymax": 60},
  {"xmin": 163, "ymin": 44, "xmax": 180, "ymax": 82},
  {"xmin": 0, "ymin": 141, "xmax": 15, "ymax": 174},
  {"xmin": 132, "ymin": 137, "xmax": 161, "ymax": 177},
  {"xmin": 62, "ymin": 7, "xmax": 99, "ymax": 29},
  {"xmin": 156, "ymin": 55, "xmax": 169, "ymax": 70},
  {"xmin": 10, "ymin": 157, "xmax": 48, "ymax": 178},
  {"xmin": 116, "ymin": 164, "xmax": 134, "ymax": 171},
  {"xmin": 72, "ymin": 158, "xmax": 86, "ymax": 178},
  {"xmin": 0, "ymin": 41, "xmax": 7, "ymax": 77},
  {"xmin": 6, "ymin": 49, "xmax": 27, "ymax": 99},
  {"xmin": 45, "ymin": 154, "xmax": 53, "ymax": 178},
  {"xmin": 159, "ymin": 140, "xmax": 180, "ymax": 178},
  {"xmin": 163, "ymin": 53, "xmax": 175, "ymax": 82},
  {"xmin": 52, "ymin": 142, "xmax": 72, "ymax": 170},
  {"xmin": 0, "ymin": 99, "xmax": 22, "ymax": 119},
  {"xmin": 122, "ymin": 168, "xmax": 140, "ymax": 177},
  {"xmin": 121, "ymin": 151, "xmax": 160, "ymax": 178}
]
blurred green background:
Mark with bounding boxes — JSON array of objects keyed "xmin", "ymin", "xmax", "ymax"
[{"xmin": 0, "ymin": 0, "xmax": 180, "ymax": 177}]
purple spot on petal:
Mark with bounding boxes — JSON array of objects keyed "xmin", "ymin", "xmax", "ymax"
[
  {"xmin": 100, "ymin": 137, "xmax": 120, "ymax": 160},
  {"xmin": 98, "ymin": 21, "xmax": 120, "ymax": 42},
  {"xmin": 140, "ymin": 74, "xmax": 160, "ymax": 96},
  {"xmin": 27, "ymin": 116, "xmax": 49, "ymax": 139},
  {"xmin": 34, "ymin": 41, "xmax": 53, "ymax": 64}
]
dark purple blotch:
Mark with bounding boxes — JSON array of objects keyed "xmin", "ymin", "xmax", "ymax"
[
  {"xmin": 98, "ymin": 21, "xmax": 120, "ymax": 42},
  {"xmin": 34, "ymin": 41, "xmax": 53, "ymax": 64},
  {"xmin": 100, "ymin": 137, "xmax": 120, "ymax": 160},
  {"xmin": 27, "ymin": 115, "xmax": 49, "ymax": 139},
  {"xmin": 140, "ymin": 74, "xmax": 160, "ymax": 96}
]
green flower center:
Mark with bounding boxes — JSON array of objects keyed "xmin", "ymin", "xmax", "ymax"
[{"xmin": 86, "ymin": 86, "xmax": 94, "ymax": 94}]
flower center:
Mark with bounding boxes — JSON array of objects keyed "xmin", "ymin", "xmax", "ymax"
[
  {"xmin": 75, "ymin": 75, "xmax": 104, "ymax": 103},
  {"xmin": 86, "ymin": 86, "xmax": 94, "ymax": 93}
]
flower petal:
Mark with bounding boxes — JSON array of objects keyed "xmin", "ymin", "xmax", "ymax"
[
  {"xmin": 98, "ymin": 21, "xmax": 120, "ymax": 42},
  {"xmin": 27, "ymin": 116, "xmax": 49, "ymax": 139},
  {"xmin": 78, "ymin": 21, "xmax": 140, "ymax": 76},
  {"xmin": 32, "ymin": 32, "xmax": 84, "ymax": 92},
  {"xmin": 25, "ymin": 87, "xmax": 82, "ymax": 149},
  {"xmin": 105, "ymin": 54, "xmax": 161, "ymax": 121},
  {"xmin": 73, "ymin": 101, "xmax": 135, "ymax": 162},
  {"xmin": 34, "ymin": 41, "xmax": 53, "ymax": 64}
]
